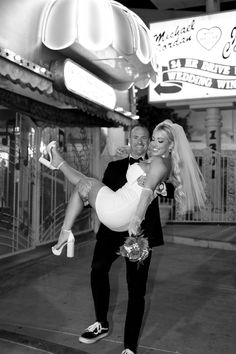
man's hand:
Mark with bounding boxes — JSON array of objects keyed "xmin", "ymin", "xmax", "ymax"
[
  {"xmin": 116, "ymin": 145, "xmax": 130, "ymax": 158},
  {"xmin": 137, "ymin": 175, "xmax": 146, "ymax": 187}
]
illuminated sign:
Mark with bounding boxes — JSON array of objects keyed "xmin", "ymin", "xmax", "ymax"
[
  {"xmin": 54, "ymin": 59, "xmax": 116, "ymax": 110},
  {"xmin": 149, "ymin": 11, "xmax": 236, "ymax": 104}
]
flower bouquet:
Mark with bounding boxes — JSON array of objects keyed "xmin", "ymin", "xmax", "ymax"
[{"xmin": 118, "ymin": 233, "xmax": 150, "ymax": 265}]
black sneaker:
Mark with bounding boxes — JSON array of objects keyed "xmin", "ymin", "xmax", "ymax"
[{"xmin": 79, "ymin": 321, "xmax": 109, "ymax": 344}]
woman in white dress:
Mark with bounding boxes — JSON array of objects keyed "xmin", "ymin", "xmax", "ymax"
[{"xmin": 39, "ymin": 120, "xmax": 206, "ymax": 257}]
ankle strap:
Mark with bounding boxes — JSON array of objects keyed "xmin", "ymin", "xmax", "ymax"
[
  {"xmin": 62, "ymin": 228, "xmax": 71, "ymax": 232},
  {"xmin": 57, "ymin": 161, "xmax": 65, "ymax": 169}
]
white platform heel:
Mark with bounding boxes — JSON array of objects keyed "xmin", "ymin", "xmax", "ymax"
[
  {"xmin": 51, "ymin": 231, "xmax": 75, "ymax": 258},
  {"xmin": 39, "ymin": 141, "xmax": 64, "ymax": 170}
]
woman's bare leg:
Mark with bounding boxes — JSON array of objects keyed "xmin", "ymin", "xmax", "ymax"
[
  {"xmin": 49, "ymin": 142, "xmax": 106, "ymax": 246},
  {"xmin": 56, "ymin": 179, "xmax": 104, "ymax": 247},
  {"xmin": 60, "ymin": 161, "xmax": 85, "ymax": 185},
  {"xmin": 50, "ymin": 145, "xmax": 87, "ymax": 185},
  {"xmin": 55, "ymin": 187, "xmax": 85, "ymax": 247}
]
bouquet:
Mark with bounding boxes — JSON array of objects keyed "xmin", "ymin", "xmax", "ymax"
[{"xmin": 118, "ymin": 233, "xmax": 150, "ymax": 265}]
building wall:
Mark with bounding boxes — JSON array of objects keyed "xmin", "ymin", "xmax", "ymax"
[{"xmin": 175, "ymin": 108, "xmax": 236, "ymax": 149}]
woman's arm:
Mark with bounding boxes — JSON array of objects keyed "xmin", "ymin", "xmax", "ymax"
[{"xmin": 128, "ymin": 157, "xmax": 168, "ymax": 236}]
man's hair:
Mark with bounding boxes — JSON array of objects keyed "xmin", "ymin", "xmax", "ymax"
[{"xmin": 129, "ymin": 124, "xmax": 150, "ymax": 137}]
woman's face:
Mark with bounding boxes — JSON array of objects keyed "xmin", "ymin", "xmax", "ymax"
[{"xmin": 149, "ymin": 129, "xmax": 172, "ymax": 157}]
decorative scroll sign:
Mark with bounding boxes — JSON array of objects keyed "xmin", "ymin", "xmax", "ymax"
[{"xmin": 149, "ymin": 11, "xmax": 236, "ymax": 104}]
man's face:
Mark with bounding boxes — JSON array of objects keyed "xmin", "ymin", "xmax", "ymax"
[{"xmin": 129, "ymin": 126, "xmax": 150, "ymax": 158}]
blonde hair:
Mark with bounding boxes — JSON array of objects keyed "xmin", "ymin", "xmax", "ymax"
[{"xmin": 154, "ymin": 120, "xmax": 206, "ymax": 213}]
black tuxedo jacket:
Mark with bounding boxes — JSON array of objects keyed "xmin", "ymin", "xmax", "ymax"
[{"xmin": 96, "ymin": 157, "xmax": 174, "ymax": 248}]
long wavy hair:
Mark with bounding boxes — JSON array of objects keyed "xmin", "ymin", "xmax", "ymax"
[{"xmin": 153, "ymin": 120, "xmax": 206, "ymax": 214}]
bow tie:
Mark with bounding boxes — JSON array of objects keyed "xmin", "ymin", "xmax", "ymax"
[{"xmin": 129, "ymin": 157, "xmax": 142, "ymax": 165}]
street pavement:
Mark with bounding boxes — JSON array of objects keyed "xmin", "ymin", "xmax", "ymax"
[{"xmin": 0, "ymin": 225, "xmax": 236, "ymax": 354}]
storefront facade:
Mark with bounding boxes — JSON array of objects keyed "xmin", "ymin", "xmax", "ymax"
[{"xmin": 0, "ymin": 0, "xmax": 158, "ymax": 258}]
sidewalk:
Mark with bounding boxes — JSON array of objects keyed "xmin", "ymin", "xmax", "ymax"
[
  {"xmin": 164, "ymin": 223, "xmax": 236, "ymax": 251},
  {"xmin": 0, "ymin": 225, "xmax": 236, "ymax": 354}
]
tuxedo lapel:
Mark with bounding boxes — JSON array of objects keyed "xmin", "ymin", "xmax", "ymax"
[
  {"xmin": 102, "ymin": 157, "xmax": 129, "ymax": 190},
  {"xmin": 115, "ymin": 158, "xmax": 129, "ymax": 184}
]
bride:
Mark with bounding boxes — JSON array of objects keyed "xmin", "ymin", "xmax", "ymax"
[{"xmin": 39, "ymin": 120, "xmax": 206, "ymax": 257}]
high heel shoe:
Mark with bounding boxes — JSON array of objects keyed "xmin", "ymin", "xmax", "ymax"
[
  {"xmin": 52, "ymin": 231, "xmax": 75, "ymax": 258},
  {"xmin": 39, "ymin": 141, "xmax": 65, "ymax": 170}
]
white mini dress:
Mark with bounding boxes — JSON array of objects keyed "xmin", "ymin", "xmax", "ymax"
[{"xmin": 95, "ymin": 163, "xmax": 146, "ymax": 232}]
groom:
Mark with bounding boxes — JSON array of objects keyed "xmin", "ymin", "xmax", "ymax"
[{"xmin": 79, "ymin": 124, "xmax": 174, "ymax": 354}]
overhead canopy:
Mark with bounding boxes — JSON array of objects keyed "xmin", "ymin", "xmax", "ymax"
[
  {"xmin": 42, "ymin": 0, "xmax": 158, "ymax": 90},
  {"xmin": 0, "ymin": 0, "xmax": 150, "ymax": 127},
  {"xmin": 0, "ymin": 52, "xmax": 132, "ymax": 127}
]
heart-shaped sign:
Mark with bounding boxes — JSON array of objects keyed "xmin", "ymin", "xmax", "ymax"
[{"xmin": 197, "ymin": 27, "xmax": 221, "ymax": 50}]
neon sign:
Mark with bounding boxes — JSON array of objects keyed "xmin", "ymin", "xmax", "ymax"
[{"xmin": 54, "ymin": 59, "xmax": 116, "ymax": 110}]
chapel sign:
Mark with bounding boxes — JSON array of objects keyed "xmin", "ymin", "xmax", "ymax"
[{"xmin": 149, "ymin": 11, "xmax": 236, "ymax": 105}]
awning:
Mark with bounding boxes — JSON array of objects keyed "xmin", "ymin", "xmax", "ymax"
[
  {"xmin": 0, "ymin": 53, "xmax": 132, "ymax": 127},
  {"xmin": 42, "ymin": 0, "xmax": 158, "ymax": 90}
]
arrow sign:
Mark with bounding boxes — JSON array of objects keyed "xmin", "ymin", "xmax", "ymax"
[{"xmin": 154, "ymin": 81, "xmax": 183, "ymax": 95}]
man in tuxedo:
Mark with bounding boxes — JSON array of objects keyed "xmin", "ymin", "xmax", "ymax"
[{"xmin": 79, "ymin": 124, "xmax": 174, "ymax": 354}]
